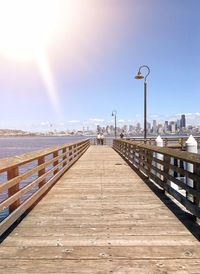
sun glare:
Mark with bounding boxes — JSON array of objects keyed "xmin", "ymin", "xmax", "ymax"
[
  {"xmin": 37, "ymin": 51, "xmax": 61, "ymax": 116},
  {"xmin": 0, "ymin": 0, "xmax": 60, "ymax": 61},
  {"xmin": 0, "ymin": 0, "xmax": 85, "ymax": 114},
  {"xmin": 0, "ymin": 0, "xmax": 70, "ymax": 114}
]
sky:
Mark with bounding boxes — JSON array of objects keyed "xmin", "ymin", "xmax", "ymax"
[{"xmin": 0, "ymin": 0, "xmax": 200, "ymax": 131}]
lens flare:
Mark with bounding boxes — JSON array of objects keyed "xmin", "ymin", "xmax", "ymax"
[
  {"xmin": 37, "ymin": 52, "xmax": 61, "ymax": 116},
  {"xmin": 0, "ymin": 0, "xmax": 63, "ymax": 114}
]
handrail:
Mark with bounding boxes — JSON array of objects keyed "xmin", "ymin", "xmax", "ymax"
[
  {"xmin": 113, "ymin": 139, "xmax": 200, "ymax": 221},
  {"xmin": 125, "ymin": 136, "xmax": 200, "ymax": 149},
  {"xmin": 0, "ymin": 139, "xmax": 90, "ymax": 236}
]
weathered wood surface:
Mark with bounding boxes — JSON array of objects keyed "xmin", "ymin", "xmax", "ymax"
[
  {"xmin": 1, "ymin": 146, "xmax": 200, "ymax": 273},
  {"xmin": 113, "ymin": 139, "xmax": 200, "ymax": 219}
]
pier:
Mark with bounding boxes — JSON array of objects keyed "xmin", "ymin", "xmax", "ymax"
[{"xmin": 1, "ymin": 139, "xmax": 200, "ymax": 273}]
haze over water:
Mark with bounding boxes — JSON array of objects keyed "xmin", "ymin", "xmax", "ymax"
[{"xmin": 0, "ymin": 136, "xmax": 87, "ymax": 158}]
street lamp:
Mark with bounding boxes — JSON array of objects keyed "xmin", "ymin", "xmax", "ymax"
[
  {"xmin": 112, "ymin": 110, "xmax": 117, "ymax": 139},
  {"xmin": 135, "ymin": 65, "xmax": 150, "ymax": 140}
]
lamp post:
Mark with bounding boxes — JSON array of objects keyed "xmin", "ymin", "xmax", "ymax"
[
  {"xmin": 112, "ymin": 110, "xmax": 117, "ymax": 139},
  {"xmin": 135, "ymin": 65, "xmax": 150, "ymax": 140}
]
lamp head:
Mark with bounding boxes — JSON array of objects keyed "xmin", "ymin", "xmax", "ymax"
[{"xmin": 135, "ymin": 71, "xmax": 144, "ymax": 80}]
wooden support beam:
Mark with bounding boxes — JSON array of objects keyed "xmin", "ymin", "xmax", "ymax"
[{"xmin": 7, "ymin": 167, "xmax": 20, "ymax": 213}]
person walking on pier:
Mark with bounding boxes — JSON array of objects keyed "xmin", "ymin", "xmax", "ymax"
[
  {"xmin": 100, "ymin": 133, "xmax": 104, "ymax": 145},
  {"xmin": 97, "ymin": 133, "xmax": 101, "ymax": 145}
]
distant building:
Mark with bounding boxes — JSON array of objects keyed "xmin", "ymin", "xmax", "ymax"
[
  {"xmin": 147, "ymin": 122, "xmax": 151, "ymax": 133},
  {"xmin": 164, "ymin": 121, "xmax": 169, "ymax": 132},
  {"xmin": 180, "ymin": 114, "xmax": 186, "ymax": 129},
  {"xmin": 97, "ymin": 125, "xmax": 101, "ymax": 133},
  {"xmin": 136, "ymin": 122, "xmax": 141, "ymax": 131},
  {"xmin": 129, "ymin": 125, "xmax": 134, "ymax": 132},
  {"xmin": 157, "ymin": 124, "xmax": 163, "ymax": 134},
  {"xmin": 152, "ymin": 120, "xmax": 157, "ymax": 134},
  {"xmin": 176, "ymin": 119, "xmax": 181, "ymax": 129},
  {"xmin": 169, "ymin": 121, "xmax": 176, "ymax": 133},
  {"xmin": 122, "ymin": 125, "xmax": 128, "ymax": 133}
]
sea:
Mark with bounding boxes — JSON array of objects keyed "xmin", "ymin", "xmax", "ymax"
[
  {"xmin": 0, "ymin": 134, "xmax": 198, "ymax": 158},
  {"xmin": 0, "ymin": 136, "xmax": 91, "ymax": 158}
]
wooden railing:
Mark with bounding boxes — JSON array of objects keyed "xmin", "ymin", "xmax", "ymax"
[
  {"xmin": 125, "ymin": 136, "xmax": 200, "ymax": 149},
  {"xmin": 113, "ymin": 139, "xmax": 200, "ymax": 221},
  {"xmin": 0, "ymin": 139, "xmax": 90, "ymax": 236}
]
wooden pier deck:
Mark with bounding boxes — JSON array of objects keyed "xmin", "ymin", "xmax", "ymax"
[{"xmin": 1, "ymin": 145, "xmax": 200, "ymax": 273}]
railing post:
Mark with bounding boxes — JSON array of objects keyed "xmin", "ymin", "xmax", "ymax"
[
  {"xmin": 38, "ymin": 156, "xmax": 46, "ymax": 188},
  {"xmin": 186, "ymin": 135, "xmax": 197, "ymax": 203},
  {"xmin": 138, "ymin": 147, "xmax": 143, "ymax": 170},
  {"xmin": 129, "ymin": 144, "xmax": 133, "ymax": 164},
  {"xmin": 163, "ymin": 155, "xmax": 171, "ymax": 193},
  {"xmin": 69, "ymin": 146, "xmax": 73, "ymax": 161},
  {"xmin": 181, "ymin": 138, "xmax": 184, "ymax": 150},
  {"xmin": 173, "ymin": 158, "xmax": 178, "ymax": 177},
  {"xmin": 75, "ymin": 144, "xmax": 78, "ymax": 158},
  {"xmin": 53, "ymin": 151, "xmax": 59, "ymax": 175},
  {"xmin": 147, "ymin": 149, "xmax": 153, "ymax": 178},
  {"xmin": 62, "ymin": 147, "xmax": 67, "ymax": 167},
  {"xmin": 7, "ymin": 167, "xmax": 20, "ymax": 213},
  {"xmin": 73, "ymin": 144, "xmax": 76, "ymax": 158},
  {"xmin": 71, "ymin": 145, "xmax": 74, "ymax": 158},
  {"xmin": 155, "ymin": 136, "xmax": 164, "ymax": 181},
  {"xmin": 126, "ymin": 143, "xmax": 129, "ymax": 159},
  {"xmin": 194, "ymin": 163, "xmax": 200, "ymax": 224}
]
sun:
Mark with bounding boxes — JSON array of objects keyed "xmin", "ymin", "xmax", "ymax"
[{"xmin": 0, "ymin": 0, "xmax": 60, "ymax": 61}]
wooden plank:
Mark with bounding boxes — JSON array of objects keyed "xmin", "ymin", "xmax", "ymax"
[
  {"xmin": 1, "ymin": 245, "xmax": 200, "ymax": 260},
  {"xmin": 9, "ymin": 226, "xmax": 190, "ymax": 236},
  {"xmin": 3, "ymin": 235, "xmax": 197, "ymax": 247},
  {"xmin": 0, "ymin": 259, "xmax": 200, "ymax": 273}
]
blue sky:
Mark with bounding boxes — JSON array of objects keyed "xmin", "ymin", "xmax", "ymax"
[{"xmin": 0, "ymin": 0, "xmax": 200, "ymax": 130}]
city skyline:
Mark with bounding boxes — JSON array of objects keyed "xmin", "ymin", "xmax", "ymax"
[
  {"xmin": 2, "ymin": 112, "xmax": 200, "ymax": 132},
  {"xmin": 0, "ymin": 0, "xmax": 200, "ymax": 129}
]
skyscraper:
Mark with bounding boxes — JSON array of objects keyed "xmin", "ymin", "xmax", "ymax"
[
  {"xmin": 164, "ymin": 121, "xmax": 169, "ymax": 132},
  {"xmin": 152, "ymin": 120, "xmax": 157, "ymax": 133},
  {"xmin": 180, "ymin": 114, "xmax": 186, "ymax": 129}
]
